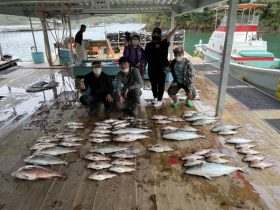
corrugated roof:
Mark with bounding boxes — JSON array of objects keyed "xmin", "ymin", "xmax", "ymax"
[{"xmin": 0, "ymin": 0, "xmax": 224, "ymax": 17}]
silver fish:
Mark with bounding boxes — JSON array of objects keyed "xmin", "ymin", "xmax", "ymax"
[
  {"xmin": 163, "ymin": 131, "xmax": 205, "ymax": 141},
  {"xmin": 192, "ymin": 118, "xmax": 218, "ymax": 126},
  {"xmin": 90, "ymin": 146, "xmax": 129, "ymax": 154},
  {"xmin": 63, "ymin": 137, "xmax": 84, "ymax": 142},
  {"xmin": 35, "ymin": 146, "xmax": 76, "ymax": 156},
  {"xmin": 249, "ymin": 160, "xmax": 273, "ymax": 169},
  {"xmin": 65, "ymin": 122, "xmax": 84, "ymax": 127},
  {"xmin": 36, "ymin": 136, "xmax": 59, "ymax": 143},
  {"xmin": 168, "ymin": 116, "xmax": 184, "ymax": 122},
  {"xmin": 186, "ymin": 113, "xmax": 209, "ymax": 122},
  {"xmin": 24, "ymin": 154, "xmax": 68, "ymax": 166},
  {"xmin": 112, "ymin": 127, "xmax": 151, "ymax": 135},
  {"xmin": 237, "ymin": 148, "xmax": 260, "ymax": 155},
  {"xmin": 225, "ymin": 137, "xmax": 254, "ymax": 144},
  {"xmin": 151, "ymin": 115, "xmax": 168, "ymax": 120},
  {"xmin": 181, "ymin": 154, "xmax": 205, "ymax": 161},
  {"xmin": 88, "ymin": 171, "xmax": 117, "ymax": 181},
  {"xmin": 111, "ymin": 159, "xmax": 136, "ymax": 166},
  {"xmin": 89, "ymin": 138, "xmax": 111, "ymax": 143},
  {"xmin": 94, "ymin": 125, "xmax": 112, "ymax": 130},
  {"xmin": 113, "ymin": 122, "xmax": 131, "ymax": 129},
  {"xmin": 147, "ymin": 144, "xmax": 174, "ymax": 153},
  {"xmin": 205, "ymin": 152, "xmax": 227, "ymax": 158},
  {"xmin": 218, "ymin": 130, "xmax": 238, "ymax": 135},
  {"xmin": 84, "ymin": 153, "xmax": 112, "ymax": 161},
  {"xmin": 94, "ymin": 122, "xmax": 111, "ymax": 127},
  {"xmin": 179, "ymin": 125, "xmax": 198, "ymax": 132},
  {"xmin": 87, "ymin": 161, "xmax": 112, "ymax": 170},
  {"xmin": 243, "ymin": 154, "xmax": 266, "ymax": 162},
  {"xmin": 112, "ymin": 120, "xmax": 128, "ymax": 126},
  {"xmin": 235, "ymin": 143, "xmax": 257, "ymax": 149},
  {"xmin": 109, "ymin": 166, "xmax": 136, "ymax": 173},
  {"xmin": 155, "ymin": 120, "xmax": 172, "ymax": 124},
  {"xmin": 55, "ymin": 133, "xmax": 76, "ymax": 139},
  {"xmin": 113, "ymin": 134, "xmax": 148, "ymax": 142},
  {"xmin": 182, "ymin": 111, "xmax": 197, "ymax": 118},
  {"xmin": 11, "ymin": 165, "xmax": 64, "ymax": 180},
  {"xmin": 59, "ymin": 142, "xmax": 82, "ymax": 147},
  {"xmin": 161, "ymin": 126, "xmax": 178, "ymax": 133},
  {"xmin": 91, "ymin": 129, "xmax": 112, "ymax": 134},
  {"xmin": 211, "ymin": 124, "xmax": 241, "ymax": 133},
  {"xmin": 185, "ymin": 162, "xmax": 244, "ymax": 179},
  {"xmin": 206, "ymin": 157, "xmax": 230, "ymax": 164},
  {"xmin": 184, "ymin": 159, "xmax": 205, "ymax": 167},
  {"xmin": 193, "ymin": 149, "xmax": 212, "ymax": 156},
  {"xmin": 103, "ymin": 119, "xmax": 119, "ymax": 124},
  {"xmin": 30, "ymin": 143, "xmax": 57, "ymax": 151},
  {"xmin": 112, "ymin": 152, "xmax": 137, "ymax": 159},
  {"xmin": 89, "ymin": 133, "xmax": 110, "ymax": 138},
  {"xmin": 66, "ymin": 125, "xmax": 84, "ymax": 129}
]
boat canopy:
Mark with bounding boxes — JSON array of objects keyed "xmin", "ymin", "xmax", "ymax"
[{"xmin": 0, "ymin": 0, "xmax": 225, "ymax": 18}]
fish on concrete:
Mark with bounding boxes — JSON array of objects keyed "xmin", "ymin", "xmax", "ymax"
[
  {"xmin": 88, "ymin": 171, "xmax": 117, "ymax": 181},
  {"xmin": 113, "ymin": 122, "xmax": 131, "ymax": 129},
  {"xmin": 89, "ymin": 138, "xmax": 111, "ymax": 143},
  {"xmin": 192, "ymin": 118, "xmax": 218, "ymax": 126},
  {"xmin": 168, "ymin": 116, "xmax": 184, "ymax": 122},
  {"xmin": 161, "ymin": 126, "xmax": 178, "ymax": 133},
  {"xmin": 218, "ymin": 130, "xmax": 238, "ymax": 135},
  {"xmin": 35, "ymin": 146, "xmax": 76, "ymax": 156},
  {"xmin": 151, "ymin": 115, "xmax": 168, "ymax": 120},
  {"xmin": 36, "ymin": 136, "xmax": 59, "ymax": 143},
  {"xmin": 237, "ymin": 148, "xmax": 260, "ymax": 155},
  {"xmin": 205, "ymin": 152, "xmax": 227, "ymax": 158},
  {"xmin": 109, "ymin": 166, "xmax": 136, "ymax": 173},
  {"xmin": 206, "ymin": 157, "xmax": 230, "ymax": 164},
  {"xmin": 155, "ymin": 120, "xmax": 172, "ymax": 124},
  {"xmin": 182, "ymin": 111, "xmax": 198, "ymax": 118},
  {"xmin": 112, "ymin": 152, "xmax": 137, "ymax": 159},
  {"xmin": 243, "ymin": 154, "xmax": 266, "ymax": 162},
  {"xmin": 184, "ymin": 159, "xmax": 205, "ymax": 167},
  {"xmin": 63, "ymin": 137, "xmax": 84, "ymax": 142},
  {"xmin": 111, "ymin": 159, "xmax": 136, "ymax": 166},
  {"xmin": 94, "ymin": 125, "xmax": 113, "ymax": 130},
  {"xmin": 59, "ymin": 142, "xmax": 82, "ymax": 147},
  {"xmin": 30, "ymin": 142, "xmax": 57, "ymax": 151},
  {"xmin": 87, "ymin": 161, "xmax": 112, "ymax": 170},
  {"xmin": 112, "ymin": 127, "xmax": 151, "ymax": 135},
  {"xmin": 147, "ymin": 144, "xmax": 174, "ymax": 153},
  {"xmin": 179, "ymin": 125, "xmax": 198, "ymax": 132},
  {"xmin": 193, "ymin": 149, "xmax": 212, "ymax": 156},
  {"xmin": 89, "ymin": 133, "xmax": 110, "ymax": 138},
  {"xmin": 94, "ymin": 122, "xmax": 112, "ymax": 127},
  {"xmin": 91, "ymin": 129, "xmax": 112, "ymax": 134},
  {"xmin": 163, "ymin": 131, "xmax": 206, "ymax": 141},
  {"xmin": 84, "ymin": 153, "xmax": 112, "ymax": 161},
  {"xmin": 11, "ymin": 165, "xmax": 64, "ymax": 180},
  {"xmin": 113, "ymin": 134, "xmax": 148, "ymax": 142},
  {"xmin": 249, "ymin": 160, "xmax": 273, "ymax": 169},
  {"xmin": 185, "ymin": 113, "xmax": 209, "ymax": 122},
  {"xmin": 211, "ymin": 124, "xmax": 241, "ymax": 133},
  {"xmin": 103, "ymin": 119, "xmax": 119, "ymax": 124},
  {"xmin": 55, "ymin": 133, "xmax": 76, "ymax": 139},
  {"xmin": 185, "ymin": 162, "xmax": 244, "ymax": 179},
  {"xmin": 90, "ymin": 146, "xmax": 129, "ymax": 155},
  {"xmin": 24, "ymin": 154, "xmax": 68, "ymax": 166},
  {"xmin": 235, "ymin": 143, "xmax": 257, "ymax": 149},
  {"xmin": 225, "ymin": 137, "xmax": 254, "ymax": 144},
  {"xmin": 65, "ymin": 122, "xmax": 84, "ymax": 127},
  {"xmin": 112, "ymin": 120, "xmax": 128, "ymax": 126},
  {"xmin": 181, "ymin": 154, "xmax": 205, "ymax": 161}
]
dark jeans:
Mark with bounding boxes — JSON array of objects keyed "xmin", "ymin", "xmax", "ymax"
[
  {"xmin": 80, "ymin": 95, "xmax": 112, "ymax": 112},
  {"xmin": 126, "ymin": 89, "xmax": 142, "ymax": 111},
  {"xmin": 167, "ymin": 81, "xmax": 197, "ymax": 99},
  {"xmin": 148, "ymin": 69, "xmax": 166, "ymax": 101}
]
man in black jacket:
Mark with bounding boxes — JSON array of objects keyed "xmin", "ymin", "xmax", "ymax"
[{"xmin": 80, "ymin": 61, "xmax": 113, "ymax": 115}]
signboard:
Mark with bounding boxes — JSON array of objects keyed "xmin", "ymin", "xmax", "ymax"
[{"xmin": 91, "ymin": 0, "xmax": 110, "ymax": 9}]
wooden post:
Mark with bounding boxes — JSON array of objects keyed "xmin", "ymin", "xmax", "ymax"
[
  {"xmin": 215, "ymin": 0, "xmax": 238, "ymax": 117},
  {"xmin": 41, "ymin": 17, "xmax": 53, "ymax": 66}
]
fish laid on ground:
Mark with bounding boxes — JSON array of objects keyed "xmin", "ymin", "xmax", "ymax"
[
  {"xmin": 37, "ymin": 136, "xmax": 59, "ymax": 143},
  {"xmin": 94, "ymin": 122, "xmax": 111, "ymax": 127},
  {"xmin": 181, "ymin": 154, "xmax": 205, "ymax": 161},
  {"xmin": 88, "ymin": 171, "xmax": 117, "ymax": 181},
  {"xmin": 113, "ymin": 134, "xmax": 148, "ymax": 142},
  {"xmin": 182, "ymin": 111, "xmax": 198, "ymax": 118},
  {"xmin": 161, "ymin": 126, "xmax": 178, "ymax": 133},
  {"xmin": 192, "ymin": 118, "xmax": 218, "ymax": 126},
  {"xmin": 30, "ymin": 143, "xmax": 57, "ymax": 151},
  {"xmin": 206, "ymin": 157, "xmax": 230, "ymax": 164},
  {"xmin": 91, "ymin": 129, "xmax": 112, "ymax": 134},
  {"xmin": 103, "ymin": 119, "xmax": 119, "ymax": 124},
  {"xmin": 185, "ymin": 162, "xmax": 244, "ymax": 179},
  {"xmin": 35, "ymin": 146, "xmax": 76, "ymax": 156},
  {"xmin": 65, "ymin": 122, "xmax": 84, "ymax": 127},
  {"xmin": 155, "ymin": 120, "xmax": 172, "ymax": 124},
  {"xmin": 87, "ymin": 161, "xmax": 112, "ymax": 170},
  {"xmin": 163, "ymin": 131, "xmax": 205, "ymax": 141},
  {"xmin": 179, "ymin": 125, "xmax": 198, "ymax": 132},
  {"xmin": 193, "ymin": 149, "xmax": 212, "ymax": 156},
  {"xmin": 94, "ymin": 125, "xmax": 113, "ymax": 130},
  {"xmin": 59, "ymin": 142, "xmax": 82, "ymax": 147},
  {"xmin": 66, "ymin": 125, "xmax": 84, "ymax": 129},
  {"xmin": 186, "ymin": 113, "xmax": 209, "ymax": 122},
  {"xmin": 112, "ymin": 120, "xmax": 127, "ymax": 126},
  {"xmin": 89, "ymin": 138, "xmax": 111, "ymax": 143},
  {"xmin": 147, "ymin": 144, "xmax": 174, "ymax": 153},
  {"xmin": 151, "ymin": 115, "xmax": 168, "ymax": 120},
  {"xmin": 113, "ymin": 122, "xmax": 131, "ymax": 129},
  {"xmin": 243, "ymin": 154, "xmax": 266, "ymax": 162},
  {"xmin": 225, "ymin": 137, "xmax": 254, "ymax": 144},
  {"xmin": 11, "ymin": 165, "xmax": 64, "ymax": 180},
  {"xmin": 237, "ymin": 148, "xmax": 260, "ymax": 155},
  {"xmin": 184, "ymin": 159, "xmax": 205, "ymax": 167},
  {"xmin": 89, "ymin": 133, "xmax": 110, "ymax": 138},
  {"xmin": 111, "ymin": 159, "xmax": 136, "ymax": 166},
  {"xmin": 55, "ymin": 133, "xmax": 76, "ymax": 139},
  {"xmin": 205, "ymin": 152, "xmax": 227, "ymax": 158},
  {"xmin": 211, "ymin": 124, "xmax": 241, "ymax": 133},
  {"xmin": 235, "ymin": 143, "xmax": 257, "ymax": 149},
  {"xmin": 24, "ymin": 154, "xmax": 68, "ymax": 166},
  {"xmin": 63, "ymin": 137, "xmax": 84, "ymax": 142},
  {"xmin": 112, "ymin": 128, "xmax": 151, "ymax": 135},
  {"xmin": 90, "ymin": 146, "xmax": 129, "ymax": 155},
  {"xmin": 249, "ymin": 160, "xmax": 273, "ymax": 169},
  {"xmin": 168, "ymin": 116, "xmax": 184, "ymax": 122},
  {"xmin": 112, "ymin": 152, "xmax": 137, "ymax": 159},
  {"xmin": 84, "ymin": 153, "xmax": 112, "ymax": 161},
  {"xmin": 218, "ymin": 130, "xmax": 238, "ymax": 135},
  {"xmin": 109, "ymin": 166, "xmax": 136, "ymax": 173}
]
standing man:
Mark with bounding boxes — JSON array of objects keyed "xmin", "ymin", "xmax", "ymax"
[
  {"xmin": 168, "ymin": 46, "xmax": 196, "ymax": 108},
  {"xmin": 145, "ymin": 24, "xmax": 181, "ymax": 108},
  {"xmin": 116, "ymin": 56, "xmax": 143, "ymax": 116},
  {"xmin": 75, "ymin": 24, "xmax": 87, "ymax": 64},
  {"xmin": 123, "ymin": 33, "xmax": 145, "ymax": 77},
  {"xmin": 80, "ymin": 61, "xmax": 113, "ymax": 115}
]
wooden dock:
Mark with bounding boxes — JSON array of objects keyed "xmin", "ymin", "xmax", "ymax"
[{"xmin": 0, "ymin": 59, "xmax": 280, "ymax": 210}]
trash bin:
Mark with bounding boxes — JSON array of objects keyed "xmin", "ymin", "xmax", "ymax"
[{"xmin": 31, "ymin": 52, "xmax": 44, "ymax": 64}]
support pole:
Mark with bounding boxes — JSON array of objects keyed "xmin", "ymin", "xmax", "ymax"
[
  {"xmin": 67, "ymin": 4, "xmax": 75, "ymax": 64},
  {"xmin": 169, "ymin": 11, "xmax": 176, "ymax": 60},
  {"xmin": 29, "ymin": 17, "xmax": 37, "ymax": 52},
  {"xmin": 215, "ymin": 0, "xmax": 238, "ymax": 117},
  {"xmin": 41, "ymin": 17, "xmax": 53, "ymax": 66}
]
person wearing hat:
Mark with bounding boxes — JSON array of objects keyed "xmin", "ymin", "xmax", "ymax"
[
  {"xmin": 145, "ymin": 24, "xmax": 181, "ymax": 108},
  {"xmin": 79, "ymin": 61, "xmax": 113, "ymax": 115},
  {"xmin": 123, "ymin": 33, "xmax": 145, "ymax": 77},
  {"xmin": 168, "ymin": 46, "xmax": 196, "ymax": 108},
  {"xmin": 75, "ymin": 24, "xmax": 87, "ymax": 64},
  {"xmin": 116, "ymin": 56, "xmax": 143, "ymax": 116}
]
